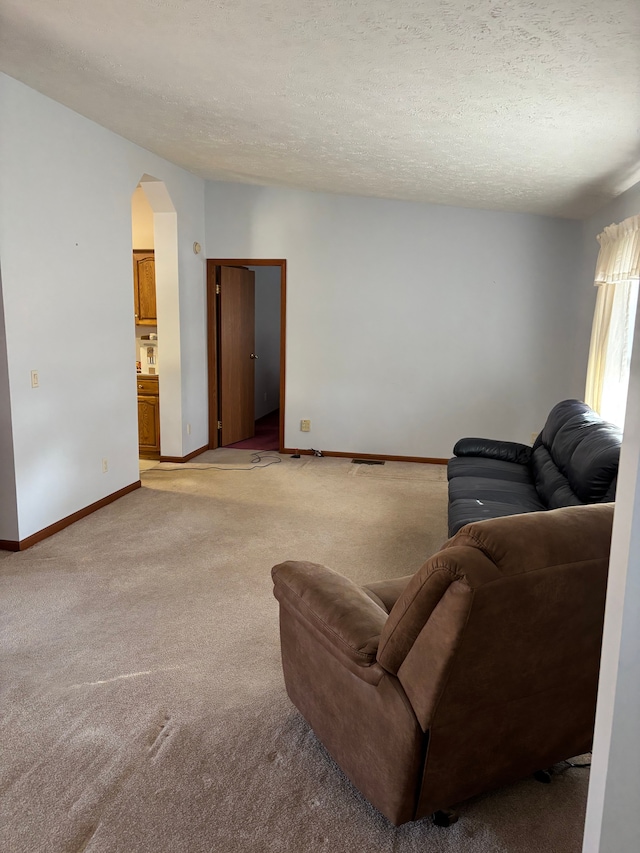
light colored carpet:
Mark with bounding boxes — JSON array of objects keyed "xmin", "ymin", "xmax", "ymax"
[{"xmin": 1, "ymin": 452, "xmax": 589, "ymax": 852}]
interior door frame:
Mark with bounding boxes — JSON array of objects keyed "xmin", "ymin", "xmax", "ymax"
[{"xmin": 206, "ymin": 259, "xmax": 287, "ymax": 453}]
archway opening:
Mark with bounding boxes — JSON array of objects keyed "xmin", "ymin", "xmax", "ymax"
[{"xmin": 131, "ymin": 176, "xmax": 182, "ymax": 464}]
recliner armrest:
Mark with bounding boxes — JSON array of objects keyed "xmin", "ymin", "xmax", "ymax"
[
  {"xmin": 272, "ymin": 561, "xmax": 387, "ymax": 667},
  {"xmin": 453, "ymin": 437, "xmax": 532, "ymax": 465}
]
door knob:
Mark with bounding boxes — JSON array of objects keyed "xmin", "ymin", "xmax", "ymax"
[{"xmin": 250, "ymin": 353, "xmax": 259, "ymax": 359}]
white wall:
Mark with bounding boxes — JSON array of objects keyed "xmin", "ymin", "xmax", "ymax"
[
  {"xmin": 131, "ymin": 186, "xmax": 155, "ymax": 249},
  {"xmin": 582, "ymin": 180, "xmax": 640, "ymax": 853},
  {"xmin": 0, "ymin": 74, "xmax": 207, "ymax": 541},
  {"xmin": 250, "ymin": 266, "xmax": 281, "ymax": 420},
  {"xmin": 0, "ymin": 276, "xmax": 19, "ymax": 541},
  {"xmin": 206, "ymin": 182, "xmax": 585, "ymax": 456}
]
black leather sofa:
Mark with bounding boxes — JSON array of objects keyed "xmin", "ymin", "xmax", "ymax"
[{"xmin": 447, "ymin": 399, "xmax": 621, "ymax": 536}]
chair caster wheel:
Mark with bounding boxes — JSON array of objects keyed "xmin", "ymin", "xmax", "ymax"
[
  {"xmin": 533, "ymin": 769, "xmax": 552, "ymax": 783},
  {"xmin": 433, "ymin": 809, "xmax": 459, "ymax": 827}
]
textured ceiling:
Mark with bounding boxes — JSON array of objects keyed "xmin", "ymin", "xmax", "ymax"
[{"xmin": 1, "ymin": 0, "xmax": 639, "ymax": 218}]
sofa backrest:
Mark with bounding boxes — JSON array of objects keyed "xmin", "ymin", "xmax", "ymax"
[{"xmin": 531, "ymin": 399, "xmax": 621, "ymax": 508}]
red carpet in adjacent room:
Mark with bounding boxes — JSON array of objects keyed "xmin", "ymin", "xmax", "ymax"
[{"xmin": 226, "ymin": 409, "xmax": 279, "ymax": 451}]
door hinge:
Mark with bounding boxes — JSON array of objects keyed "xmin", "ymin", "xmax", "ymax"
[
  {"xmin": 216, "ymin": 283, "xmax": 221, "ymax": 294},
  {"xmin": 217, "ymin": 420, "xmax": 222, "ymax": 430}
]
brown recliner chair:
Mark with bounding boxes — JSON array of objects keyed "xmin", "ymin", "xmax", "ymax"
[{"xmin": 271, "ymin": 503, "xmax": 613, "ymax": 826}]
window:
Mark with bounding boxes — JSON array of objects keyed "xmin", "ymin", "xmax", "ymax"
[{"xmin": 585, "ymin": 215, "xmax": 640, "ymax": 428}]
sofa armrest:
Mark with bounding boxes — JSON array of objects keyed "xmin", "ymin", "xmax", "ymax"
[
  {"xmin": 453, "ymin": 437, "xmax": 532, "ymax": 465},
  {"xmin": 272, "ymin": 561, "xmax": 387, "ymax": 667}
]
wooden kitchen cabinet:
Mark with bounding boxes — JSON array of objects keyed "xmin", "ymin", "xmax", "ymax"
[
  {"xmin": 137, "ymin": 375, "xmax": 160, "ymax": 459},
  {"xmin": 133, "ymin": 251, "xmax": 157, "ymax": 325}
]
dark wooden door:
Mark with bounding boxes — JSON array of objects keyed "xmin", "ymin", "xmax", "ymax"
[{"xmin": 218, "ymin": 266, "xmax": 256, "ymax": 445}]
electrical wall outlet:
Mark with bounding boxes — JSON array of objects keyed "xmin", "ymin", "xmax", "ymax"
[
  {"xmin": 31, "ymin": 370, "xmax": 39, "ymax": 388},
  {"xmin": 102, "ymin": 458, "xmax": 108, "ymax": 473},
  {"xmin": 530, "ymin": 432, "xmax": 538, "ymax": 444},
  {"xmin": 300, "ymin": 419, "xmax": 311, "ymax": 432},
  {"xmin": 187, "ymin": 423, "xmax": 192, "ymax": 435}
]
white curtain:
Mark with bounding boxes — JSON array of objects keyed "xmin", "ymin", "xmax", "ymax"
[{"xmin": 585, "ymin": 215, "xmax": 640, "ymax": 427}]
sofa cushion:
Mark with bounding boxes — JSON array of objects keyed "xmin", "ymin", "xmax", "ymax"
[
  {"xmin": 530, "ymin": 445, "xmax": 585, "ymax": 509},
  {"xmin": 555, "ymin": 417, "xmax": 621, "ymax": 502},
  {"xmin": 537, "ymin": 398, "xmax": 593, "ymax": 449},
  {"xmin": 448, "ymin": 476, "xmax": 545, "ymax": 510},
  {"xmin": 532, "ymin": 409, "xmax": 621, "ymax": 506},
  {"xmin": 447, "ymin": 456, "xmax": 533, "ymax": 484},
  {"xmin": 604, "ymin": 476, "xmax": 618, "ymax": 502},
  {"xmin": 448, "ymin": 477, "xmax": 546, "ymax": 535},
  {"xmin": 448, "ymin": 498, "xmax": 544, "ymax": 535}
]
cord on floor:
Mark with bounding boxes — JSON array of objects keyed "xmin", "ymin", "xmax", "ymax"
[{"xmin": 141, "ymin": 452, "xmax": 283, "ymax": 473}]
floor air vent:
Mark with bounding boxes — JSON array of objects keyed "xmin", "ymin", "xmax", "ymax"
[{"xmin": 352, "ymin": 458, "xmax": 385, "ymax": 465}]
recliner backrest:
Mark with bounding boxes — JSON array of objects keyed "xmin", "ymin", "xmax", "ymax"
[
  {"xmin": 395, "ymin": 503, "xmax": 614, "ymax": 817},
  {"xmin": 377, "ymin": 503, "xmax": 614, "ymax": 728}
]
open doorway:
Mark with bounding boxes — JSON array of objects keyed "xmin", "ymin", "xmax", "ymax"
[
  {"xmin": 131, "ymin": 176, "xmax": 181, "ymax": 466},
  {"xmin": 131, "ymin": 185, "xmax": 159, "ymax": 463},
  {"xmin": 206, "ymin": 260, "xmax": 286, "ymax": 453}
]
